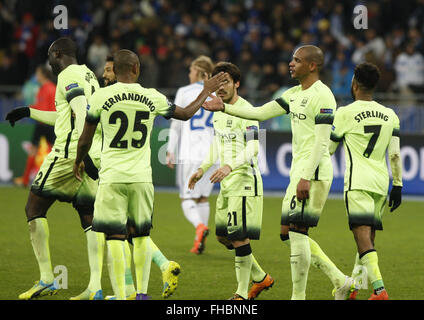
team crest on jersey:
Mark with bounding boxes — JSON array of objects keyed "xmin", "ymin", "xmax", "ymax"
[
  {"xmin": 300, "ymin": 97, "xmax": 308, "ymax": 107},
  {"xmin": 65, "ymin": 83, "xmax": 79, "ymax": 91},
  {"xmin": 226, "ymin": 120, "xmax": 232, "ymax": 127},
  {"xmin": 85, "ymin": 72, "xmax": 96, "ymax": 82}
]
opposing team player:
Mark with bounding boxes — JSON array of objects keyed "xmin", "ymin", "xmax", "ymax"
[
  {"xmin": 203, "ymin": 46, "xmax": 353, "ymax": 300},
  {"xmin": 73, "ymin": 49, "xmax": 227, "ymax": 299},
  {"xmin": 167, "ymin": 56, "xmax": 216, "ymax": 254},
  {"xmin": 5, "ymin": 37, "xmax": 105, "ymax": 300},
  {"xmin": 329, "ymin": 62, "xmax": 403, "ymax": 300},
  {"xmin": 189, "ymin": 62, "xmax": 273, "ymax": 300}
]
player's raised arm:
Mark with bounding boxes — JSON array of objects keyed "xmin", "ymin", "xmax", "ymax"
[
  {"xmin": 171, "ymin": 72, "xmax": 228, "ymax": 120},
  {"xmin": 203, "ymin": 94, "xmax": 288, "ymax": 121}
]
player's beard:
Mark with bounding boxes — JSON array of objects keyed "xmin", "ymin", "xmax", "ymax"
[
  {"xmin": 104, "ymin": 78, "xmax": 117, "ymax": 87},
  {"xmin": 220, "ymin": 87, "xmax": 235, "ymax": 104},
  {"xmin": 50, "ymin": 63, "xmax": 61, "ymax": 76}
]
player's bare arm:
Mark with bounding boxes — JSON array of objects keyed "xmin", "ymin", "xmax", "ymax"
[
  {"xmin": 74, "ymin": 121, "xmax": 97, "ymax": 181},
  {"xmin": 172, "ymin": 72, "xmax": 228, "ymax": 120},
  {"xmin": 203, "ymin": 94, "xmax": 287, "ymax": 121}
]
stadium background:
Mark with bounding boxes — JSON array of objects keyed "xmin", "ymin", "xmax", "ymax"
[
  {"xmin": 0, "ymin": 0, "xmax": 423, "ymax": 194},
  {"xmin": 0, "ymin": 0, "xmax": 423, "ymax": 302}
]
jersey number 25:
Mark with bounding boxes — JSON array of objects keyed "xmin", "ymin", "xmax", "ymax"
[{"xmin": 109, "ymin": 110, "xmax": 149, "ymax": 149}]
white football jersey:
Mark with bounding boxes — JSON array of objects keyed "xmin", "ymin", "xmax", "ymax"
[{"xmin": 168, "ymin": 81, "xmax": 215, "ymax": 163}]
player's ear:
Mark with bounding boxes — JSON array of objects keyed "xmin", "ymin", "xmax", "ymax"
[
  {"xmin": 352, "ymin": 78, "xmax": 358, "ymax": 91},
  {"xmin": 234, "ymin": 81, "xmax": 240, "ymax": 89},
  {"xmin": 132, "ymin": 63, "xmax": 140, "ymax": 78}
]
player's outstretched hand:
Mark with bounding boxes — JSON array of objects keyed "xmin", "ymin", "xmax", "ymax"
[
  {"xmin": 73, "ymin": 161, "xmax": 85, "ymax": 182},
  {"xmin": 210, "ymin": 165, "xmax": 232, "ymax": 184},
  {"xmin": 5, "ymin": 107, "xmax": 30, "ymax": 127},
  {"xmin": 203, "ymin": 94, "xmax": 224, "ymax": 112},
  {"xmin": 188, "ymin": 168, "xmax": 204, "ymax": 190},
  {"xmin": 203, "ymin": 71, "xmax": 228, "ymax": 94},
  {"xmin": 389, "ymin": 186, "xmax": 402, "ymax": 212},
  {"xmin": 166, "ymin": 152, "xmax": 175, "ymax": 169},
  {"xmin": 296, "ymin": 178, "xmax": 310, "ymax": 201}
]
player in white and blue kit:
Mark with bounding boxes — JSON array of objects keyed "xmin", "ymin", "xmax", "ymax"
[{"xmin": 166, "ymin": 56, "xmax": 217, "ymax": 254}]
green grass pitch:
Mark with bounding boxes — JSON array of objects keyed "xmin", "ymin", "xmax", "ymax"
[{"xmin": 0, "ymin": 186, "xmax": 423, "ymax": 300}]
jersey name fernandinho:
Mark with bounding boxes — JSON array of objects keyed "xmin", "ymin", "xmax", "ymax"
[
  {"xmin": 213, "ymin": 96, "xmax": 263, "ymax": 197},
  {"xmin": 280, "ymin": 80, "xmax": 336, "ymax": 180},
  {"xmin": 86, "ymin": 82, "xmax": 175, "ymax": 184},
  {"xmin": 331, "ymin": 100, "xmax": 400, "ymax": 195},
  {"xmin": 52, "ymin": 64, "xmax": 100, "ymax": 159}
]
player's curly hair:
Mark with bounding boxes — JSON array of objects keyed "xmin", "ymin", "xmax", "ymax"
[
  {"xmin": 212, "ymin": 62, "xmax": 241, "ymax": 84},
  {"xmin": 354, "ymin": 62, "xmax": 380, "ymax": 91}
]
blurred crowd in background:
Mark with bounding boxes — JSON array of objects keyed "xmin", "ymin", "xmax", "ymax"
[{"xmin": 0, "ymin": 0, "xmax": 424, "ymax": 130}]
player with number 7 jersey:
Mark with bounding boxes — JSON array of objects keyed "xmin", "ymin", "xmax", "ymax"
[
  {"xmin": 330, "ymin": 100, "xmax": 400, "ymax": 196},
  {"xmin": 329, "ymin": 62, "xmax": 403, "ymax": 300}
]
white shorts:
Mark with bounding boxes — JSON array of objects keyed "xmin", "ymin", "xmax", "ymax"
[{"xmin": 177, "ymin": 162, "xmax": 218, "ymax": 199}]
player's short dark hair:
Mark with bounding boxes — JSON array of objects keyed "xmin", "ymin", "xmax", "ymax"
[
  {"xmin": 113, "ymin": 49, "xmax": 139, "ymax": 75},
  {"xmin": 354, "ymin": 62, "xmax": 380, "ymax": 91},
  {"xmin": 212, "ymin": 62, "xmax": 241, "ymax": 83},
  {"xmin": 50, "ymin": 37, "xmax": 77, "ymax": 57},
  {"xmin": 106, "ymin": 55, "xmax": 114, "ymax": 62}
]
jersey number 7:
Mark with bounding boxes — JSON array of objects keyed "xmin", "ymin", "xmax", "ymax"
[
  {"xmin": 109, "ymin": 110, "xmax": 149, "ymax": 149},
  {"xmin": 363, "ymin": 125, "xmax": 381, "ymax": 158}
]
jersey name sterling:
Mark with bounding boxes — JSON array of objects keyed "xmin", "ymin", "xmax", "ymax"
[
  {"xmin": 354, "ymin": 110, "xmax": 389, "ymax": 123},
  {"xmin": 101, "ymin": 92, "xmax": 156, "ymax": 112}
]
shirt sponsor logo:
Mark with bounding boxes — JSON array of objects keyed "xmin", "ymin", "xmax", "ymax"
[
  {"xmin": 65, "ymin": 83, "xmax": 79, "ymax": 91},
  {"xmin": 291, "ymin": 112, "xmax": 307, "ymax": 120}
]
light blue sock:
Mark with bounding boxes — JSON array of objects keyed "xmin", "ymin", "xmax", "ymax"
[{"xmin": 150, "ymin": 238, "xmax": 169, "ymax": 272}]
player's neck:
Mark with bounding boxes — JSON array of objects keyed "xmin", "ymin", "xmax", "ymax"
[
  {"xmin": 192, "ymin": 77, "xmax": 205, "ymax": 84},
  {"xmin": 117, "ymin": 76, "xmax": 137, "ymax": 84},
  {"xmin": 225, "ymin": 93, "xmax": 239, "ymax": 105},
  {"xmin": 299, "ymin": 74, "xmax": 319, "ymax": 90},
  {"xmin": 355, "ymin": 92, "xmax": 373, "ymax": 101},
  {"xmin": 59, "ymin": 57, "xmax": 78, "ymax": 73}
]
